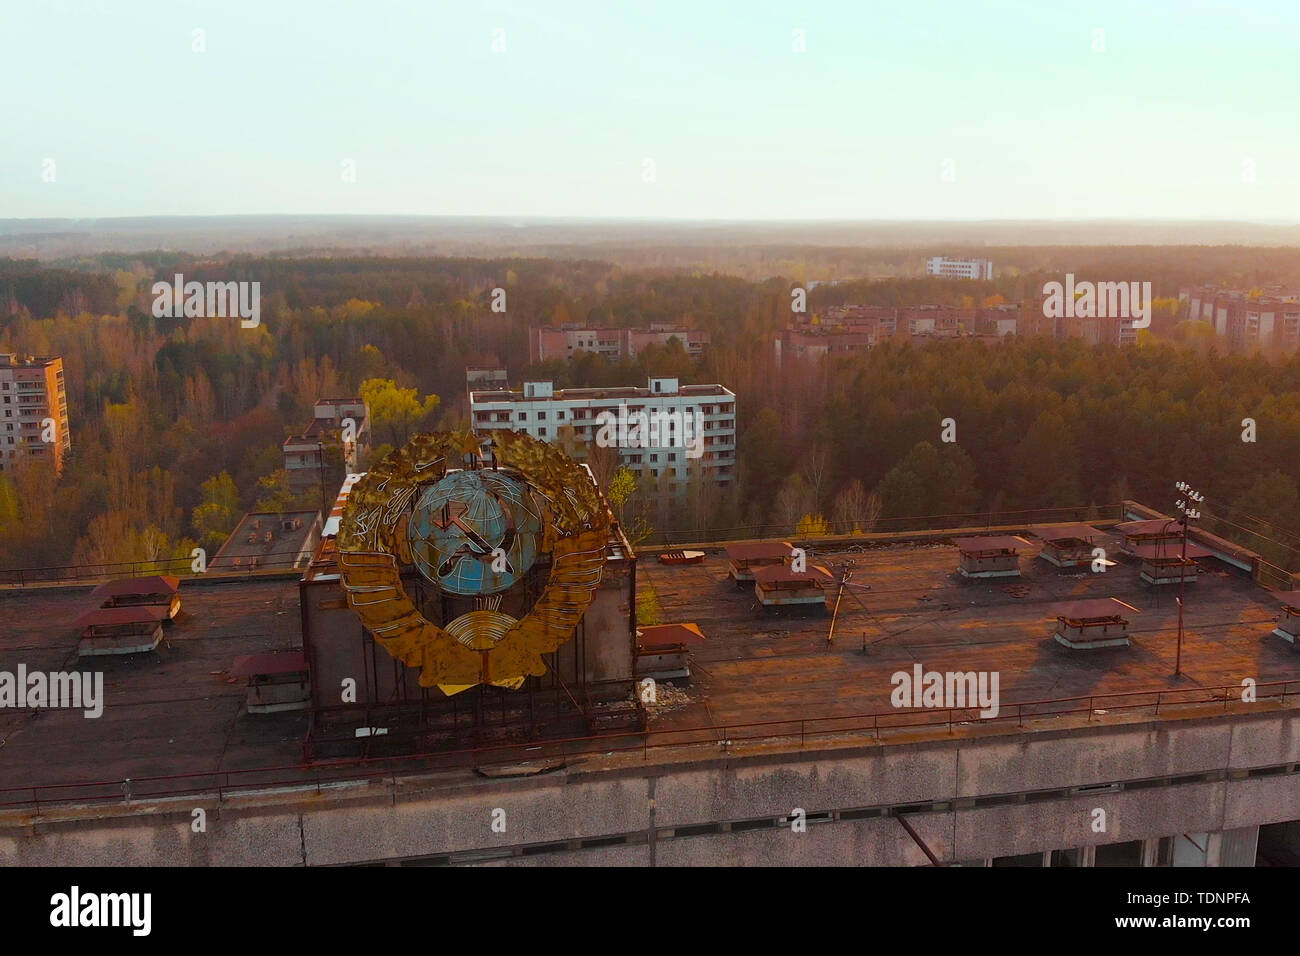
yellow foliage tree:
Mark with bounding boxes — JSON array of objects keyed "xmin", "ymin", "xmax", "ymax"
[{"xmin": 796, "ymin": 513, "xmax": 830, "ymax": 536}]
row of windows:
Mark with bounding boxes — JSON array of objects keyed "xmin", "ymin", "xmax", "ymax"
[
  {"xmin": 474, "ymin": 418, "xmax": 735, "ymax": 437},
  {"xmin": 475, "ymin": 404, "xmax": 733, "ymax": 423}
]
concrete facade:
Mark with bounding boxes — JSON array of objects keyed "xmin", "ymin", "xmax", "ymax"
[
  {"xmin": 0, "ymin": 352, "xmax": 70, "ymax": 474},
  {"xmin": 7, "ymin": 702, "xmax": 1300, "ymax": 867}
]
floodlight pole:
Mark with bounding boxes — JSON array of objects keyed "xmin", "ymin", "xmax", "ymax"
[
  {"xmin": 1173, "ymin": 482, "xmax": 1204, "ymax": 678},
  {"xmin": 1175, "ymin": 516, "xmax": 1187, "ymax": 677}
]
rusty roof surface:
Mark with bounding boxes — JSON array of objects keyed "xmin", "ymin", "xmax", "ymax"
[
  {"xmin": 1051, "ymin": 598, "xmax": 1141, "ymax": 620},
  {"xmin": 951, "ymin": 535, "xmax": 1029, "ymax": 553},
  {"xmin": 1034, "ymin": 524, "xmax": 1103, "ymax": 542},
  {"xmin": 725, "ymin": 541, "xmax": 793, "ymax": 561},
  {"xmin": 638, "ymin": 533, "xmax": 1300, "ymax": 734},
  {"xmin": 0, "ymin": 578, "xmax": 307, "ymax": 790},
  {"xmin": 3, "ymin": 528, "xmax": 1300, "ymax": 795},
  {"xmin": 1130, "ymin": 542, "xmax": 1215, "ymax": 560},
  {"xmin": 89, "ymin": 575, "xmax": 180, "ymax": 599},
  {"xmin": 1116, "ymin": 519, "xmax": 1183, "ymax": 536}
]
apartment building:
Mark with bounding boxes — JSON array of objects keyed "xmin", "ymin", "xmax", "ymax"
[
  {"xmin": 1182, "ymin": 286, "xmax": 1300, "ymax": 353},
  {"xmin": 283, "ymin": 398, "xmax": 369, "ymax": 497},
  {"xmin": 777, "ymin": 305, "xmax": 1016, "ymax": 361},
  {"xmin": 528, "ymin": 326, "xmax": 710, "ymax": 363},
  {"xmin": 1059, "ymin": 314, "xmax": 1139, "ymax": 348},
  {"xmin": 470, "ymin": 377, "xmax": 736, "ymax": 492},
  {"xmin": 0, "ymin": 353, "xmax": 71, "ymax": 474},
  {"xmin": 926, "ymin": 256, "xmax": 994, "ymax": 280}
]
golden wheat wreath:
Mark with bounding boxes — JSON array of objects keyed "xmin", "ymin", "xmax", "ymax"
[{"xmin": 335, "ymin": 430, "xmax": 609, "ymax": 694}]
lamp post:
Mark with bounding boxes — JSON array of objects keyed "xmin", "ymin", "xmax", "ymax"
[
  {"xmin": 316, "ymin": 441, "xmax": 328, "ymax": 521},
  {"xmin": 1173, "ymin": 481, "xmax": 1204, "ymax": 677}
]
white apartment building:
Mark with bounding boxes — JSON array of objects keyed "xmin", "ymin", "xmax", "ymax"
[
  {"xmin": 926, "ymin": 256, "xmax": 994, "ymax": 280},
  {"xmin": 469, "ymin": 377, "xmax": 736, "ymax": 494}
]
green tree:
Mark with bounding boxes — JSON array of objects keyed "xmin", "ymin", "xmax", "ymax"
[
  {"xmin": 359, "ymin": 378, "xmax": 440, "ymax": 446},
  {"xmin": 1010, "ymin": 411, "xmax": 1083, "ymax": 509},
  {"xmin": 191, "ymin": 471, "xmax": 241, "ymax": 548},
  {"xmin": 875, "ymin": 441, "xmax": 981, "ymax": 520},
  {"xmin": 1233, "ymin": 470, "xmax": 1300, "ymax": 569},
  {"xmin": 608, "ymin": 466, "xmax": 654, "ymax": 545},
  {"xmin": 607, "ymin": 467, "xmax": 638, "ymax": 520},
  {"xmin": 253, "ymin": 469, "xmax": 314, "ymax": 514},
  {"xmin": 636, "ymin": 582, "xmax": 663, "ymax": 626}
]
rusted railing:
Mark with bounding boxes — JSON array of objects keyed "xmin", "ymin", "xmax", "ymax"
[{"xmin": 3, "ymin": 678, "xmax": 1297, "ymax": 812}]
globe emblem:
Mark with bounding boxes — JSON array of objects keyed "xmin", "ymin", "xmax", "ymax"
[{"xmin": 407, "ymin": 470, "xmax": 542, "ymax": 596}]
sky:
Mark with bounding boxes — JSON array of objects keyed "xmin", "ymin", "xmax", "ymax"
[{"xmin": 3, "ymin": 0, "xmax": 1299, "ymax": 221}]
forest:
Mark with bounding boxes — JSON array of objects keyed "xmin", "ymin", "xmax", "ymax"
[{"xmin": 0, "ymin": 249, "xmax": 1298, "ymax": 577}]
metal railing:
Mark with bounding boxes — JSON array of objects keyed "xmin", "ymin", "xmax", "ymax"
[
  {"xmin": 643, "ymin": 504, "xmax": 1121, "ymax": 547},
  {"xmin": 4, "ymin": 678, "xmax": 1298, "ymax": 813},
  {"xmin": 0, "ymin": 547, "xmax": 312, "ymax": 588}
]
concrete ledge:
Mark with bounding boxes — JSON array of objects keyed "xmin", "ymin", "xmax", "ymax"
[{"xmin": 1053, "ymin": 632, "xmax": 1130, "ymax": 649}]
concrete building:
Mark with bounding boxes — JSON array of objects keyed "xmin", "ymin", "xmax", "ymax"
[
  {"xmin": 776, "ymin": 327, "xmax": 880, "ymax": 362},
  {"xmin": 1182, "ymin": 286, "xmax": 1300, "ymax": 353},
  {"xmin": 529, "ymin": 326, "xmax": 709, "ymax": 364},
  {"xmin": 0, "ymin": 352, "xmax": 70, "ymax": 474},
  {"xmin": 977, "ymin": 304, "xmax": 1020, "ymax": 337},
  {"xmin": 283, "ymin": 397, "xmax": 369, "ymax": 497},
  {"xmin": 470, "ymin": 377, "xmax": 736, "ymax": 493},
  {"xmin": 1021, "ymin": 290, "xmax": 1139, "ymax": 347},
  {"xmin": 926, "ymin": 256, "xmax": 994, "ymax": 280},
  {"xmin": 1062, "ymin": 314, "xmax": 1139, "ymax": 348},
  {"xmin": 776, "ymin": 305, "xmax": 1013, "ymax": 362},
  {"xmin": 209, "ymin": 510, "xmax": 323, "ymax": 573},
  {"xmin": 8, "ymin": 503, "xmax": 1300, "ymax": 867}
]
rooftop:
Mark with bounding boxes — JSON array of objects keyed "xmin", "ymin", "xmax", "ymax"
[
  {"xmin": 0, "ymin": 578, "xmax": 307, "ymax": 791},
  {"xmin": 209, "ymin": 511, "xmax": 320, "ymax": 572},
  {"xmin": 0, "ymin": 354, "xmax": 60, "ymax": 369},
  {"xmin": 951, "ymin": 535, "xmax": 1029, "ymax": 553},
  {"xmin": 3, "ymin": 525, "xmax": 1298, "ymax": 798},
  {"xmin": 284, "ymin": 416, "xmax": 361, "ymax": 445},
  {"xmin": 1034, "ymin": 524, "xmax": 1103, "ymax": 543},
  {"xmin": 471, "ymin": 383, "xmax": 734, "ymax": 403},
  {"xmin": 638, "ymin": 530, "xmax": 1300, "ymax": 732},
  {"xmin": 1051, "ymin": 597, "xmax": 1142, "ymax": 621}
]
